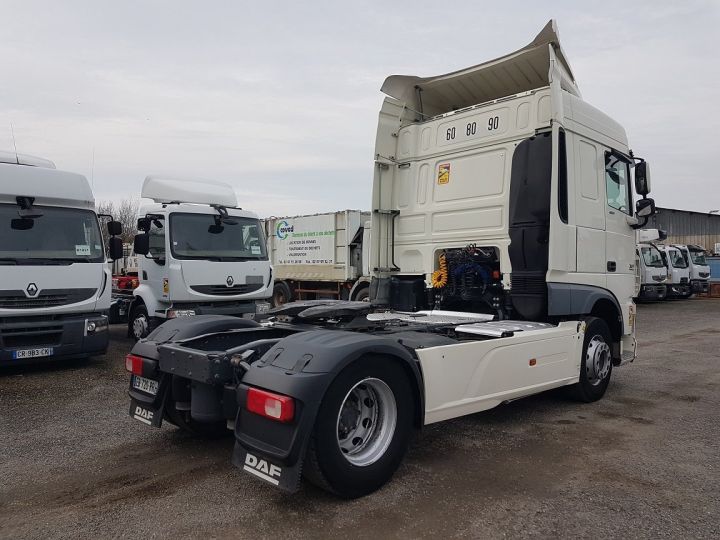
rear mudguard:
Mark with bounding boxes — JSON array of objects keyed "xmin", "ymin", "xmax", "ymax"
[{"xmin": 232, "ymin": 329, "xmax": 425, "ymax": 492}]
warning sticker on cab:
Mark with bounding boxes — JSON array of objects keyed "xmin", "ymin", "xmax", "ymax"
[{"xmin": 438, "ymin": 163, "xmax": 450, "ymax": 185}]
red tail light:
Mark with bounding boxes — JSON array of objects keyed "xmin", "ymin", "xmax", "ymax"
[
  {"xmin": 246, "ymin": 387, "xmax": 294, "ymax": 423},
  {"xmin": 125, "ymin": 354, "xmax": 143, "ymax": 376}
]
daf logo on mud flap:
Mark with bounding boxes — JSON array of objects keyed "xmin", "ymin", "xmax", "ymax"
[
  {"xmin": 133, "ymin": 405, "xmax": 154, "ymax": 425},
  {"xmin": 226, "ymin": 275, "xmax": 234, "ymax": 287},
  {"xmin": 25, "ymin": 283, "xmax": 39, "ymax": 297},
  {"xmin": 243, "ymin": 452, "xmax": 282, "ymax": 485}
]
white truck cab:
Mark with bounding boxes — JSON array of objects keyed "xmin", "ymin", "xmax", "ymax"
[
  {"xmin": 636, "ymin": 243, "xmax": 667, "ymax": 300},
  {"xmin": 656, "ymin": 244, "xmax": 690, "ymax": 298},
  {"xmin": 0, "ymin": 151, "xmax": 122, "ymax": 366},
  {"xmin": 128, "ymin": 176, "xmax": 272, "ymax": 339},
  {"xmin": 674, "ymin": 244, "xmax": 710, "ymax": 295}
]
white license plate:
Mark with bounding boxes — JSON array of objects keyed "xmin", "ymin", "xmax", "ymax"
[
  {"xmin": 13, "ymin": 347, "xmax": 54, "ymax": 359},
  {"xmin": 132, "ymin": 375, "xmax": 159, "ymax": 395}
]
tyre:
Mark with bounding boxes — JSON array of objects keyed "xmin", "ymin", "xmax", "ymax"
[
  {"xmin": 163, "ymin": 400, "xmax": 229, "ymax": 438},
  {"xmin": 568, "ymin": 317, "xmax": 613, "ymax": 402},
  {"xmin": 303, "ymin": 357, "xmax": 415, "ymax": 498},
  {"xmin": 129, "ymin": 304, "xmax": 155, "ymax": 341},
  {"xmin": 354, "ymin": 286, "xmax": 370, "ymax": 302},
  {"xmin": 272, "ymin": 282, "xmax": 292, "ymax": 307}
]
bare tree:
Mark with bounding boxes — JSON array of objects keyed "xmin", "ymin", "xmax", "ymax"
[{"xmin": 97, "ymin": 199, "xmax": 140, "ymax": 244}]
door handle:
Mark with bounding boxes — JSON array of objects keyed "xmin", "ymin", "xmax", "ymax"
[{"xmin": 607, "ymin": 261, "xmax": 616, "ymax": 272}]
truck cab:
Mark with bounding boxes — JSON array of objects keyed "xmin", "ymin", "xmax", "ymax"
[
  {"xmin": 127, "ymin": 176, "xmax": 272, "ymax": 339},
  {"xmin": 0, "ymin": 151, "xmax": 122, "ymax": 366},
  {"xmin": 674, "ymin": 244, "xmax": 710, "ymax": 295},
  {"xmin": 636, "ymin": 243, "xmax": 667, "ymax": 301},
  {"xmin": 656, "ymin": 245, "xmax": 690, "ymax": 298}
]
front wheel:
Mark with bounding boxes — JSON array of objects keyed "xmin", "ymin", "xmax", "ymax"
[
  {"xmin": 568, "ymin": 317, "xmax": 613, "ymax": 402},
  {"xmin": 129, "ymin": 305, "xmax": 156, "ymax": 341},
  {"xmin": 303, "ymin": 358, "xmax": 415, "ymax": 498}
]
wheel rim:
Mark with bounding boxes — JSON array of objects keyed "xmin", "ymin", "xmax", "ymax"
[
  {"xmin": 586, "ymin": 334, "xmax": 611, "ymax": 386},
  {"xmin": 336, "ymin": 377, "xmax": 397, "ymax": 467},
  {"xmin": 132, "ymin": 314, "xmax": 148, "ymax": 339}
]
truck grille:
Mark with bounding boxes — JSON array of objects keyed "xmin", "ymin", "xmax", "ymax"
[
  {"xmin": 0, "ymin": 288, "xmax": 97, "ymax": 309},
  {"xmin": 190, "ymin": 284, "xmax": 263, "ymax": 296},
  {"xmin": 0, "ymin": 323, "xmax": 63, "ymax": 348},
  {"xmin": 680, "ymin": 277, "xmax": 689, "ymax": 284}
]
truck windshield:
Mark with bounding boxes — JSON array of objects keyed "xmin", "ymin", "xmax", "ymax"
[
  {"xmin": 640, "ymin": 246, "xmax": 665, "ymax": 268},
  {"xmin": 688, "ymin": 249, "xmax": 707, "ymax": 265},
  {"xmin": 0, "ymin": 203, "xmax": 104, "ymax": 264},
  {"xmin": 668, "ymin": 249, "xmax": 688, "ymax": 268},
  {"xmin": 169, "ymin": 212, "xmax": 267, "ymax": 260}
]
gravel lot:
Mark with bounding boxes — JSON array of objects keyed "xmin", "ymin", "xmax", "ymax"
[{"xmin": 1, "ymin": 299, "xmax": 719, "ymax": 539}]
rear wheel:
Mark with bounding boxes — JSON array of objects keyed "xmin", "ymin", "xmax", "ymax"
[
  {"xmin": 354, "ymin": 286, "xmax": 370, "ymax": 302},
  {"xmin": 303, "ymin": 358, "xmax": 415, "ymax": 498},
  {"xmin": 272, "ymin": 282, "xmax": 292, "ymax": 307},
  {"xmin": 569, "ymin": 317, "xmax": 613, "ymax": 402}
]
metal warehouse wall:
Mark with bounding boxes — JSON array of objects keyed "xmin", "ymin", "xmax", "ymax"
[{"xmin": 644, "ymin": 207, "xmax": 720, "ymax": 251}]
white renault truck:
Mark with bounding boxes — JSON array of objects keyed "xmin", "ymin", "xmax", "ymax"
[
  {"xmin": 656, "ymin": 244, "xmax": 691, "ymax": 298},
  {"xmin": 264, "ymin": 211, "xmax": 371, "ymax": 306},
  {"xmin": 636, "ymin": 230, "xmax": 667, "ymax": 301},
  {"xmin": 123, "ymin": 21, "xmax": 655, "ymax": 497},
  {"xmin": 1, "ymin": 151, "xmax": 123, "ymax": 366},
  {"xmin": 674, "ymin": 244, "xmax": 710, "ymax": 295},
  {"xmin": 126, "ymin": 176, "xmax": 273, "ymax": 339}
]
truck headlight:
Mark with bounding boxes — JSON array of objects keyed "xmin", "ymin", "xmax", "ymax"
[
  {"xmin": 167, "ymin": 309, "xmax": 196, "ymax": 318},
  {"xmin": 85, "ymin": 316, "xmax": 108, "ymax": 335}
]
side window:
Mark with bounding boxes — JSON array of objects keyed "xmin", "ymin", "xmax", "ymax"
[
  {"xmin": 148, "ymin": 218, "xmax": 166, "ymax": 260},
  {"xmin": 605, "ymin": 153, "xmax": 632, "ymax": 215}
]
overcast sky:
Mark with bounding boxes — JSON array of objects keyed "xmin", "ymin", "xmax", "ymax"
[{"xmin": 2, "ymin": 0, "xmax": 718, "ymax": 216}]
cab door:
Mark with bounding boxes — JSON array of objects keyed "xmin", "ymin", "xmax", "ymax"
[{"xmin": 603, "ymin": 151, "xmax": 636, "ymax": 305}]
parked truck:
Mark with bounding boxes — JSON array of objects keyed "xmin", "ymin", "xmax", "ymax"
[
  {"xmin": 656, "ymin": 244, "xmax": 691, "ymax": 298},
  {"xmin": 636, "ymin": 230, "xmax": 667, "ymax": 301},
  {"xmin": 1, "ymin": 151, "xmax": 123, "ymax": 366},
  {"xmin": 126, "ymin": 176, "xmax": 273, "ymax": 340},
  {"xmin": 264, "ymin": 211, "xmax": 371, "ymax": 306},
  {"xmin": 124, "ymin": 21, "xmax": 656, "ymax": 497},
  {"xmin": 674, "ymin": 244, "xmax": 710, "ymax": 295}
]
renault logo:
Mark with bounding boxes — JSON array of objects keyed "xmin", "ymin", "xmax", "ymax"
[
  {"xmin": 226, "ymin": 276, "xmax": 234, "ymax": 287},
  {"xmin": 26, "ymin": 283, "xmax": 39, "ymax": 297}
]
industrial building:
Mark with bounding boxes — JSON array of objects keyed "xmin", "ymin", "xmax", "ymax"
[{"xmin": 645, "ymin": 207, "xmax": 720, "ymax": 253}]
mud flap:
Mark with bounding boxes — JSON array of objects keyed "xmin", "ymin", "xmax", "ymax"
[
  {"xmin": 128, "ymin": 375, "xmax": 170, "ymax": 428},
  {"xmin": 232, "ymin": 443, "xmax": 304, "ymax": 493}
]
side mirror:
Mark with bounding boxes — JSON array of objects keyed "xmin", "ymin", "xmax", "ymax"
[
  {"xmin": 134, "ymin": 233, "xmax": 150, "ymax": 255},
  {"xmin": 137, "ymin": 217, "xmax": 151, "ymax": 232},
  {"xmin": 636, "ymin": 197, "xmax": 656, "ymax": 218},
  {"xmin": 109, "ymin": 236, "xmax": 124, "ymax": 261},
  {"xmin": 107, "ymin": 220, "xmax": 122, "ymax": 237},
  {"xmin": 635, "ymin": 161, "xmax": 651, "ymax": 196}
]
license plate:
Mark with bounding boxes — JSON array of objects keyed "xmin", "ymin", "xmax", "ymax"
[
  {"xmin": 13, "ymin": 347, "xmax": 54, "ymax": 359},
  {"xmin": 132, "ymin": 375, "xmax": 159, "ymax": 395}
]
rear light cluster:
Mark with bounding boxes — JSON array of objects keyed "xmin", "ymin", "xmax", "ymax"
[
  {"xmin": 246, "ymin": 387, "xmax": 294, "ymax": 423},
  {"xmin": 125, "ymin": 354, "xmax": 144, "ymax": 376}
]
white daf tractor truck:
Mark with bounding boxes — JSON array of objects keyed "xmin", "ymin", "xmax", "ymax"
[
  {"xmin": 0, "ymin": 151, "xmax": 123, "ymax": 366},
  {"xmin": 264, "ymin": 211, "xmax": 371, "ymax": 306},
  {"xmin": 123, "ymin": 21, "xmax": 655, "ymax": 497},
  {"xmin": 127, "ymin": 176, "xmax": 272, "ymax": 340}
]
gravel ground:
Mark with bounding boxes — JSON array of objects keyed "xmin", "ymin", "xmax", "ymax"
[{"xmin": 1, "ymin": 300, "xmax": 719, "ymax": 539}]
